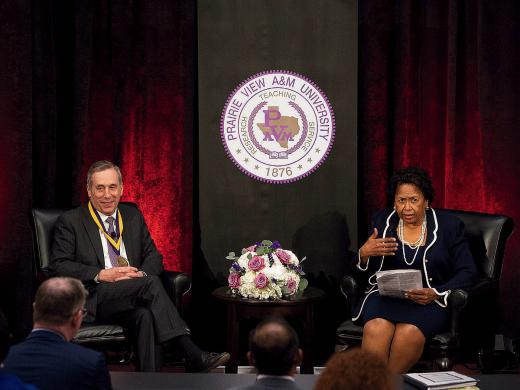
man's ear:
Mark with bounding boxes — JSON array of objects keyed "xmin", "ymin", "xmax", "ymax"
[
  {"xmin": 247, "ymin": 351, "xmax": 255, "ymax": 366},
  {"xmin": 295, "ymin": 348, "xmax": 303, "ymax": 366},
  {"xmin": 71, "ymin": 309, "xmax": 83, "ymax": 329}
]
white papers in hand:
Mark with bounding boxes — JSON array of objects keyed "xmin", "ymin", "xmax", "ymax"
[{"xmin": 376, "ymin": 269, "xmax": 423, "ymax": 298}]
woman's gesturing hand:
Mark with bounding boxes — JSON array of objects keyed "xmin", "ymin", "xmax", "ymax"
[{"xmin": 359, "ymin": 228, "xmax": 399, "ymax": 258}]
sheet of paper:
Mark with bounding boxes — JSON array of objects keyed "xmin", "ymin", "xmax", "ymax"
[{"xmin": 376, "ymin": 269, "xmax": 423, "ymax": 298}]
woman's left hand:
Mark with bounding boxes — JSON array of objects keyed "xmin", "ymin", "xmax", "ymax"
[{"xmin": 404, "ymin": 288, "xmax": 439, "ymax": 305}]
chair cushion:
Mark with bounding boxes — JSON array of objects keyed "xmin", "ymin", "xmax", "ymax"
[{"xmin": 73, "ymin": 323, "xmax": 126, "ymax": 345}]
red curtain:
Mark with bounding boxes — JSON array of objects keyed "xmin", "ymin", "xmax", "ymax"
[
  {"xmin": 70, "ymin": 1, "xmax": 195, "ymax": 273},
  {"xmin": 28, "ymin": 0, "xmax": 195, "ymax": 273},
  {"xmin": 359, "ymin": 1, "xmax": 520, "ymax": 337},
  {"xmin": 1, "ymin": 0, "xmax": 194, "ymax": 337}
]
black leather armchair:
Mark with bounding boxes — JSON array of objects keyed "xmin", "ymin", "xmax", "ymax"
[
  {"xmin": 336, "ymin": 209, "xmax": 514, "ymax": 371},
  {"xmin": 30, "ymin": 203, "xmax": 191, "ymax": 349}
]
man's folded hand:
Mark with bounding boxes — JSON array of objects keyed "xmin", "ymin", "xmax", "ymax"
[{"xmin": 98, "ymin": 266, "xmax": 144, "ymax": 282}]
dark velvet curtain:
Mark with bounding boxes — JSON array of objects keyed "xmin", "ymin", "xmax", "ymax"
[
  {"xmin": 359, "ymin": 0, "xmax": 520, "ymax": 338},
  {"xmin": 1, "ymin": 0, "xmax": 194, "ymax": 338},
  {"xmin": 0, "ymin": 0, "xmax": 33, "ymax": 339},
  {"xmin": 30, "ymin": 0, "xmax": 194, "ymax": 273}
]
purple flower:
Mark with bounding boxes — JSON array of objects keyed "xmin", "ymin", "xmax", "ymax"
[
  {"xmin": 276, "ymin": 249, "xmax": 291, "ymax": 265},
  {"xmin": 254, "ymin": 273, "xmax": 268, "ymax": 289},
  {"xmin": 285, "ymin": 263, "xmax": 304, "ymax": 274},
  {"xmin": 268, "ymin": 253, "xmax": 274, "ymax": 267},
  {"xmin": 270, "ymin": 240, "xmax": 281, "ymax": 249},
  {"xmin": 286, "ymin": 277, "xmax": 297, "ymax": 293},
  {"xmin": 248, "ymin": 255, "xmax": 265, "ymax": 272},
  {"xmin": 231, "ymin": 262, "xmax": 242, "ymax": 272},
  {"xmin": 228, "ymin": 272, "xmax": 241, "ymax": 288}
]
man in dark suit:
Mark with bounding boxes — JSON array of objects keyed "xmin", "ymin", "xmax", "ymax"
[
  {"xmin": 230, "ymin": 317, "xmax": 303, "ymax": 390},
  {"xmin": 48, "ymin": 160, "xmax": 229, "ymax": 372},
  {"xmin": 3, "ymin": 277, "xmax": 112, "ymax": 390}
]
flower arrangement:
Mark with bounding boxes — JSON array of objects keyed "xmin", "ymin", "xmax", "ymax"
[{"xmin": 226, "ymin": 240, "xmax": 307, "ymax": 300}]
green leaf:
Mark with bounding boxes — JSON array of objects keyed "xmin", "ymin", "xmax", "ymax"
[
  {"xmin": 281, "ymin": 286, "xmax": 291, "ymax": 295},
  {"xmin": 297, "ymin": 278, "xmax": 308, "ymax": 294},
  {"xmin": 225, "ymin": 251, "xmax": 238, "ymax": 260},
  {"xmin": 247, "ymin": 253, "xmax": 252, "ymax": 260},
  {"xmin": 261, "ymin": 240, "xmax": 273, "ymax": 246}
]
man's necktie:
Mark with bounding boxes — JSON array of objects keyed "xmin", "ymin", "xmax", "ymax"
[{"xmin": 105, "ymin": 216, "xmax": 119, "ymax": 267}]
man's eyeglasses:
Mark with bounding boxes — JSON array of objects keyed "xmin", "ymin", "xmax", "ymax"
[{"xmin": 80, "ymin": 308, "xmax": 88, "ymax": 316}]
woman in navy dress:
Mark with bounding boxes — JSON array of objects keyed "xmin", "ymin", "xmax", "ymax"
[{"xmin": 353, "ymin": 167, "xmax": 477, "ymax": 373}]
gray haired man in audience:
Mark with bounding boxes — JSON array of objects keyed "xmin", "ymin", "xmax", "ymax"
[{"xmin": 3, "ymin": 277, "xmax": 112, "ymax": 390}]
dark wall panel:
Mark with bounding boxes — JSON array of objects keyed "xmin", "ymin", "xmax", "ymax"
[{"xmin": 198, "ymin": 0, "xmax": 358, "ymax": 284}]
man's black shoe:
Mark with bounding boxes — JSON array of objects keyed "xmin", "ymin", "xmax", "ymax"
[{"xmin": 186, "ymin": 351, "xmax": 230, "ymax": 373}]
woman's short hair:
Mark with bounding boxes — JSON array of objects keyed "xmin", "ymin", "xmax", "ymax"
[
  {"xmin": 315, "ymin": 348, "xmax": 394, "ymax": 390},
  {"xmin": 389, "ymin": 166, "xmax": 435, "ymax": 204}
]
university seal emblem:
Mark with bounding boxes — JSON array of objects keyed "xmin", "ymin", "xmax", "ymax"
[{"xmin": 221, "ymin": 70, "xmax": 335, "ymax": 184}]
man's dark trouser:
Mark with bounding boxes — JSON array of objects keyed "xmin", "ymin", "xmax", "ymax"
[{"xmin": 89, "ymin": 276, "xmax": 189, "ymax": 371}]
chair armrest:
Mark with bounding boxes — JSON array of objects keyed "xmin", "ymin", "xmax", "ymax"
[
  {"xmin": 160, "ymin": 271, "xmax": 192, "ymax": 313},
  {"xmin": 447, "ymin": 278, "xmax": 497, "ymax": 337},
  {"xmin": 447, "ymin": 289, "xmax": 467, "ymax": 337},
  {"xmin": 340, "ymin": 275, "xmax": 358, "ymax": 317}
]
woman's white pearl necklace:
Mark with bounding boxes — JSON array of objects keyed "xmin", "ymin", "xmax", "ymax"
[{"xmin": 398, "ymin": 216, "xmax": 427, "ymax": 265}]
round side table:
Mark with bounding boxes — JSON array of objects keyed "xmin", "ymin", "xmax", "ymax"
[{"xmin": 212, "ymin": 286, "xmax": 325, "ymax": 374}]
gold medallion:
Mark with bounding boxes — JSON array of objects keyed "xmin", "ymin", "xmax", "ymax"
[{"xmin": 116, "ymin": 256, "xmax": 129, "ymax": 267}]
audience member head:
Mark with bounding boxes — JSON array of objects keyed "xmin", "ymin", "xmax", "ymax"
[
  {"xmin": 33, "ymin": 277, "xmax": 88, "ymax": 341},
  {"xmin": 314, "ymin": 348, "xmax": 394, "ymax": 390},
  {"xmin": 248, "ymin": 317, "xmax": 302, "ymax": 376}
]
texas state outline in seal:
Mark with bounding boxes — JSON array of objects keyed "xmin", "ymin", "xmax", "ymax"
[{"xmin": 221, "ymin": 70, "xmax": 335, "ymax": 184}]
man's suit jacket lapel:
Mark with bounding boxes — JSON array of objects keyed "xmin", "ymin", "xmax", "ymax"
[
  {"xmin": 120, "ymin": 206, "xmax": 138, "ymax": 266},
  {"xmin": 81, "ymin": 206, "xmax": 105, "ymax": 267}
]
